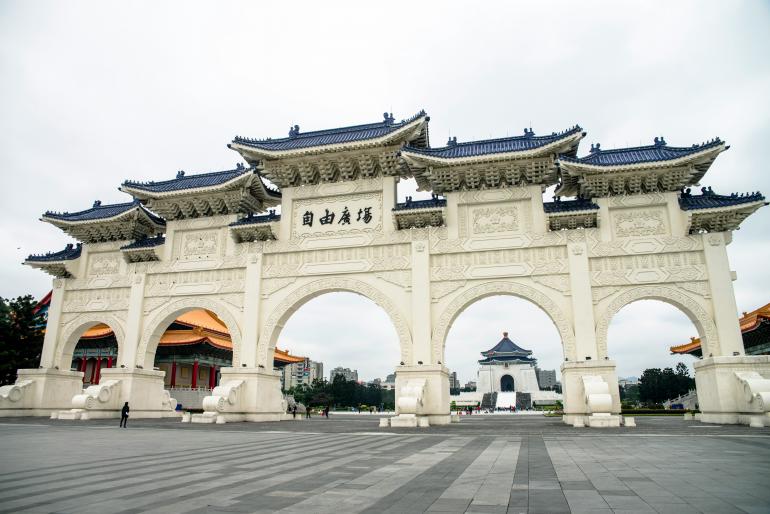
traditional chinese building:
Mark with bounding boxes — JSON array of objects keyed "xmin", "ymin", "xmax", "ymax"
[
  {"xmin": 671, "ymin": 302, "xmax": 770, "ymax": 357},
  {"xmin": 33, "ymin": 295, "xmax": 305, "ymax": 390},
  {"xmin": 8, "ymin": 110, "xmax": 769, "ymax": 428}
]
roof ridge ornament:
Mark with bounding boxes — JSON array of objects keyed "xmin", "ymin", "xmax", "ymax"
[
  {"xmin": 590, "ymin": 143, "xmax": 601, "ymax": 154},
  {"xmin": 92, "ymin": 200, "xmax": 101, "ymax": 208},
  {"xmin": 236, "ymin": 162, "xmax": 245, "ymax": 170},
  {"xmin": 288, "ymin": 125, "xmax": 300, "ymax": 138},
  {"xmin": 654, "ymin": 136, "xmax": 667, "ymax": 147},
  {"xmin": 176, "ymin": 170, "xmax": 185, "ymax": 179},
  {"xmin": 523, "ymin": 128, "xmax": 535, "ymax": 138},
  {"xmin": 383, "ymin": 112, "xmax": 395, "ymax": 126},
  {"xmin": 446, "ymin": 136, "xmax": 458, "ymax": 147}
]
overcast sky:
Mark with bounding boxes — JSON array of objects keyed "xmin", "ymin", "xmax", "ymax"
[{"xmin": 1, "ymin": 1, "xmax": 769, "ymax": 383}]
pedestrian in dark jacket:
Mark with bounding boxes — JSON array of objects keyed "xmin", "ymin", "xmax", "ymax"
[
  {"xmin": 120, "ymin": 402, "xmax": 129, "ymax": 428},
  {"xmin": 305, "ymin": 405, "xmax": 311, "ymax": 419},
  {"xmin": 292, "ymin": 405, "xmax": 297, "ymax": 419}
]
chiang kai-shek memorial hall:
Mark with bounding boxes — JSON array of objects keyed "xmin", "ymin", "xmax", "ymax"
[{"xmin": 2, "ymin": 110, "xmax": 770, "ymax": 427}]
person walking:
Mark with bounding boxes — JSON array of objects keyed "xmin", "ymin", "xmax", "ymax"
[
  {"xmin": 305, "ymin": 405, "xmax": 311, "ymax": 419},
  {"xmin": 292, "ymin": 405, "xmax": 297, "ymax": 419},
  {"xmin": 120, "ymin": 402, "xmax": 129, "ymax": 428},
  {"xmin": 323, "ymin": 405, "xmax": 330, "ymax": 418}
]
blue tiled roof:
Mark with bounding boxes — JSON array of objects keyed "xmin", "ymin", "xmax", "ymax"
[
  {"xmin": 482, "ymin": 335, "xmax": 532, "ymax": 357},
  {"xmin": 231, "ymin": 111, "xmax": 428, "ymax": 152},
  {"xmin": 122, "ymin": 165, "xmax": 280, "ymax": 197},
  {"xmin": 229, "ymin": 211, "xmax": 281, "ymax": 226},
  {"xmin": 43, "ymin": 200, "xmax": 165, "ymax": 226},
  {"xmin": 543, "ymin": 198, "xmax": 599, "ymax": 214},
  {"xmin": 121, "ymin": 235, "xmax": 166, "ymax": 250},
  {"xmin": 560, "ymin": 137, "xmax": 724, "ymax": 166},
  {"xmin": 679, "ymin": 187, "xmax": 766, "ymax": 211},
  {"xmin": 26, "ymin": 243, "xmax": 82, "ymax": 262},
  {"xmin": 393, "ymin": 196, "xmax": 446, "ymax": 211},
  {"xmin": 402, "ymin": 126, "xmax": 583, "ymax": 159}
]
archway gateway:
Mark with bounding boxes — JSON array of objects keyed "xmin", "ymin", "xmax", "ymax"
[{"xmin": 4, "ymin": 112, "xmax": 769, "ymax": 427}]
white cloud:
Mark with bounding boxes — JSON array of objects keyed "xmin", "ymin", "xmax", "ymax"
[{"xmin": 1, "ymin": 0, "xmax": 768, "ymax": 379}]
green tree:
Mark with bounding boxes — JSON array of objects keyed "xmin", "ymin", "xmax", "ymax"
[{"xmin": 0, "ymin": 295, "xmax": 45, "ymax": 385}]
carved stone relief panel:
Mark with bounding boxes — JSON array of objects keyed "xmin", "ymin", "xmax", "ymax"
[
  {"xmin": 430, "ymin": 246, "xmax": 568, "ymax": 281},
  {"xmin": 62, "ymin": 288, "xmax": 131, "ymax": 313},
  {"xmin": 180, "ymin": 230, "xmax": 221, "ymax": 261},
  {"xmin": 606, "ymin": 193, "xmax": 666, "ymax": 208},
  {"xmin": 292, "ymin": 178, "xmax": 382, "ymax": 199},
  {"xmin": 471, "ymin": 206, "xmax": 519, "ymax": 234},
  {"xmin": 88, "ymin": 255, "xmax": 119, "ymax": 276},
  {"xmin": 611, "ymin": 208, "xmax": 668, "ymax": 238},
  {"xmin": 145, "ymin": 269, "xmax": 246, "ymax": 297},
  {"xmin": 262, "ymin": 244, "xmax": 411, "ymax": 278}
]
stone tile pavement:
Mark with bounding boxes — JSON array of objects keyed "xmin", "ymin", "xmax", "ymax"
[{"xmin": 0, "ymin": 415, "xmax": 768, "ymax": 513}]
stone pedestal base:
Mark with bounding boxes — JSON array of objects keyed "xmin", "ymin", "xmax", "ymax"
[
  {"xmin": 586, "ymin": 413, "xmax": 621, "ymax": 427},
  {"xmin": 192, "ymin": 368, "xmax": 284, "ymax": 424},
  {"xmin": 694, "ymin": 356, "xmax": 770, "ymax": 426},
  {"xmin": 560, "ymin": 360, "xmax": 620, "ymax": 426},
  {"xmin": 0, "ymin": 369, "xmax": 84, "ymax": 417},
  {"xmin": 394, "ymin": 364, "xmax": 450, "ymax": 424}
]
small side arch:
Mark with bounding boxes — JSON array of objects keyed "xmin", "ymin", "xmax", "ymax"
[
  {"xmin": 258, "ymin": 277, "xmax": 412, "ymax": 368},
  {"xmin": 431, "ymin": 281, "xmax": 577, "ymax": 363},
  {"xmin": 55, "ymin": 312, "xmax": 126, "ymax": 370},
  {"xmin": 137, "ymin": 297, "xmax": 243, "ymax": 369},
  {"xmin": 595, "ymin": 285, "xmax": 719, "ymax": 358}
]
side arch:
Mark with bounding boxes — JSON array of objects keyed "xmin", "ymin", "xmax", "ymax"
[
  {"xmin": 55, "ymin": 312, "xmax": 126, "ymax": 370},
  {"xmin": 431, "ymin": 281, "xmax": 577, "ymax": 363},
  {"xmin": 595, "ymin": 285, "xmax": 719, "ymax": 358},
  {"xmin": 258, "ymin": 277, "xmax": 412, "ymax": 367},
  {"xmin": 137, "ymin": 296, "xmax": 243, "ymax": 369}
]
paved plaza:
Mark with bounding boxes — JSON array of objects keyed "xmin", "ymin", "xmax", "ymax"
[{"xmin": 0, "ymin": 415, "xmax": 769, "ymax": 514}]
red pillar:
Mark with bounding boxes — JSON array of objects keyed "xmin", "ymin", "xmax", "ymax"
[
  {"xmin": 209, "ymin": 366, "xmax": 216, "ymax": 389},
  {"xmin": 191, "ymin": 360, "xmax": 199, "ymax": 389},
  {"xmin": 107, "ymin": 356, "xmax": 113, "ymax": 369},
  {"xmin": 88, "ymin": 359, "xmax": 96, "ymax": 384},
  {"xmin": 80, "ymin": 357, "xmax": 88, "ymax": 382},
  {"xmin": 170, "ymin": 361, "xmax": 177, "ymax": 388},
  {"xmin": 94, "ymin": 358, "xmax": 102, "ymax": 385}
]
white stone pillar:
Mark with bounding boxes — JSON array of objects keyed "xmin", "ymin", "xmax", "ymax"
[
  {"xmin": 445, "ymin": 192, "xmax": 460, "ymax": 239},
  {"xmin": 594, "ymin": 198, "xmax": 613, "ymax": 241},
  {"xmin": 278, "ymin": 187, "xmax": 294, "ymax": 240},
  {"xmin": 40, "ymin": 279, "xmax": 66, "ymax": 368},
  {"xmin": 241, "ymin": 253, "xmax": 263, "ymax": 368},
  {"xmin": 567, "ymin": 241, "xmax": 598, "ymax": 360},
  {"xmin": 123, "ymin": 274, "xmax": 146, "ymax": 368},
  {"xmin": 702, "ymin": 233, "xmax": 744, "ymax": 356},
  {"xmin": 410, "ymin": 239, "xmax": 431, "ymax": 365},
  {"xmin": 528, "ymin": 185, "xmax": 546, "ymax": 234},
  {"xmin": 382, "ymin": 176, "xmax": 397, "ymax": 233}
]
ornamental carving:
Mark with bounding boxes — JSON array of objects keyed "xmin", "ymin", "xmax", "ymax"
[
  {"xmin": 375, "ymin": 271, "xmax": 412, "ymax": 290},
  {"xmin": 532, "ymin": 275, "xmax": 571, "ymax": 294},
  {"xmin": 89, "ymin": 256, "xmax": 119, "ymax": 276},
  {"xmin": 472, "ymin": 207, "xmax": 518, "ymax": 234},
  {"xmin": 261, "ymin": 277, "xmax": 298, "ymax": 298},
  {"xmin": 258, "ymin": 278, "xmax": 411, "ymax": 367},
  {"xmin": 145, "ymin": 269, "xmax": 246, "ymax": 297},
  {"xmin": 613, "ymin": 209, "xmax": 666, "ymax": 237},
  {"xmin": 607, "ymin": 193, "xmax": 665, "ymax": 207},
  {"xmin": 431, "ymin": 281, "xmax": 576, "ymax": 363},
  {"xmin": 181, "ymin": 231, "xmax": 220, "ymax": 259},
  {"xmin": 63, "ymin": 288, "xmax": 131, "ymax": 313},
  {"xmin": 431, "ymin": 281, "xmax": 466, "ymax": 302},
  {"xmin": 594, "ymin": 285, "xmax": 719, "ymax": 358},
  {"xmin": 591, "ymin": 286, "xmax": 622, "ymax": 304},
  {"xmin": 137, "ymin": 297, "xmax": 242, "ymax": 368},
  {"xmin": 676, "ymin": 282, "xmax": 711, "ymax": 298}
]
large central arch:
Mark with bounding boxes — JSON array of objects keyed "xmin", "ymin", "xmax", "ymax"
[
  {"xmin": 594, "ymin": 285, "xmax": 719, "ymax": 359},
  {"xmin": 431, "ymin": 281, "xmax": 577, "ymax": 363},
  {"xmin": 257, "ymin": 277, "xmax": 412, "ymax": 368}
]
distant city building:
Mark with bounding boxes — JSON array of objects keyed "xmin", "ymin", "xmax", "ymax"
[
  {"xmin": 464, "ymin": 381, "xmax": 477, "ymax": 391},
  {"xmin": 382, "ymin": 373, "xmax": 396, "ymax": 390},
  {"xmin": 282, "ymin": 358, "xmax": 323, "ymax": 390},
  {"xmin": 449, "ymin": 371, "xmax": 460, "ymax": 389},
  {"xmin": 618, "ymin": 376, "xmax": 639, "ymax": 387},
  {"xmin": 331, "ymin": 366, "xmax": 359, "ymax": 382},
  {"xmin": 369, "ymin": 378, "xmax": 382, "ymax": 387},
  {"xmin": 535, "ymin": 367, "xmax": 557, "ymax": 389}
]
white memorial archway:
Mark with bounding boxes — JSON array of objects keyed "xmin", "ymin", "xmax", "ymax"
[{"xmin": 3, "ymin": 112, "xmax": 769, "ymax": 427}]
